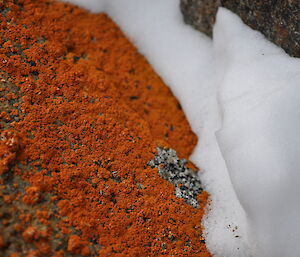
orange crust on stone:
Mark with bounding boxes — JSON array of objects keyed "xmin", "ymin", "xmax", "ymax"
[{"xmin": 0, "ymin": 0, "xmax": 211, "ymax": 256}]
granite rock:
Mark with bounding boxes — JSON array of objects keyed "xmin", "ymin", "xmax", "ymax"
[{"xmin": 180, "ymin": 0, "xmax": 300, "ymax": 57}]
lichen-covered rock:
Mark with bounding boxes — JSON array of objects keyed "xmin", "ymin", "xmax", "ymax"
[
  {"xmin": 180, "ymin": 0, "xmax": 300, "ymax": 57},
  {"xmin": 0, "ymin": 0, "xmax": 210, "ymax": 256}
]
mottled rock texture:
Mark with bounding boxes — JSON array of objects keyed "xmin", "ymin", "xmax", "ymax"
[{"xmin": 180, "ymin": 0, "xmax": 300, "ymax": 57}]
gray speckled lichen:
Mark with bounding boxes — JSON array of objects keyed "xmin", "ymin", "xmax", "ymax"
[{"xmin": 149, "ymin": 147, "xmax": 203, "ymax": 208}]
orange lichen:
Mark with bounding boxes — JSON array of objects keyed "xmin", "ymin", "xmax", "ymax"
[
  {"xmin": 0, "ymin": 0, "xmax": 211, "ymax": 256},
  {"xmin": 22, "ymin": 187, "xmax": 41, "ymax": 205},
  {"xmin": 0, "ymin": 235, "xmax": 5, "ymax": 248},
  {"xmin": 0, "ymin": 131, "xmax": 20, "ymax": 175},
  {"xmin": 67, "ymin": 235, "xmax": 90, "ymax": 256},
  {"xmin": 22, "ymin": 226, "xmax": 37, "ymax": 242}
]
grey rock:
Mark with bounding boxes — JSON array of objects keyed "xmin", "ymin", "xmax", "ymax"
[
  {"xmin": 180, "ymin": 0, "xmax": 220, "ymax": 37},
  {"xmin": 180, "ymin": 0, "xmax": 300, "ymax": 57}
]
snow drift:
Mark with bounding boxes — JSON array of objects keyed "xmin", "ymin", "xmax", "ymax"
[{"xmin": 215, "ymin": 8, "xmax": 300, "ymax": 257}]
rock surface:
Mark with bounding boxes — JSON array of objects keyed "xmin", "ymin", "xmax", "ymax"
[{"xmin": 180, "ymin": 0, "xmax": 300, "ymax": 57}]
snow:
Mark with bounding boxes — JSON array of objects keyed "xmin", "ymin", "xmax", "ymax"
[
  {"xmin": 61, "ymin": 1, "xmax": 300, "ymax": 256},
  {"xmin": 215, "ymin": 8, "xmax": 300, "ymax": 257},
  {"xmin": 63, "ymin": 0, "xmax": 105, "ymax": 12}
]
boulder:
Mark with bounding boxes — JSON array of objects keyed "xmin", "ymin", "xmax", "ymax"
[{"xmin": 180, "ymin": 0, "xmax": 300, "ymax": 57}]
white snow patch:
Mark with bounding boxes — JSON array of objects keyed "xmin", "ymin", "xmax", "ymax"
[
  {"xmin": 63, "ymin": 0, "xmax": 105, "ymax": 12},
  {"xmin": 59, "ymin": 1, "xmax": 300, "ymax": 256},
  {"xmin": 215, "ymin": 8, "xmax": 300, "ymax": 257}
]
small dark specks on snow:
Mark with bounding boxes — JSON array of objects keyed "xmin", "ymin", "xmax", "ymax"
[{"xmin": 148, "ymin": 147, "xmax": 203, "ymax": 208}]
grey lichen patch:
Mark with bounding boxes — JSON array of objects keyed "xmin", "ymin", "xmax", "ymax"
[{"xmin": 149, "ymin": 147, "xmax": 203, "ymax": 208}]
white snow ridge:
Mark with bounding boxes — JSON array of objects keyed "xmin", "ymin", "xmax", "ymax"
[
  {"xmin": 215, "ymin": 8, "xmax": 300, "ymax": 257},
  {"xmin": 60, "ymin": 1, "xmax": 300, "ymax": 256}
]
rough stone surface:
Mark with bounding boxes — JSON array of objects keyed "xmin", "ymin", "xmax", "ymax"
[
  {"xmin": 180, "ymin": 0, "xmax": 300, "ymax": 57},
  {"xmin": 180, "ymin": 0, "xmax": 220, "ymax": 37}
]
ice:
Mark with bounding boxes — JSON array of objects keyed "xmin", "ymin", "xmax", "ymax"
[
  {"xmin": 59, "ymin": 1, "xmax": 300, "ymax": 256},
  {"xmin": 215, "ymin": 8, "xmax": 300, "ymax": 257}
]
